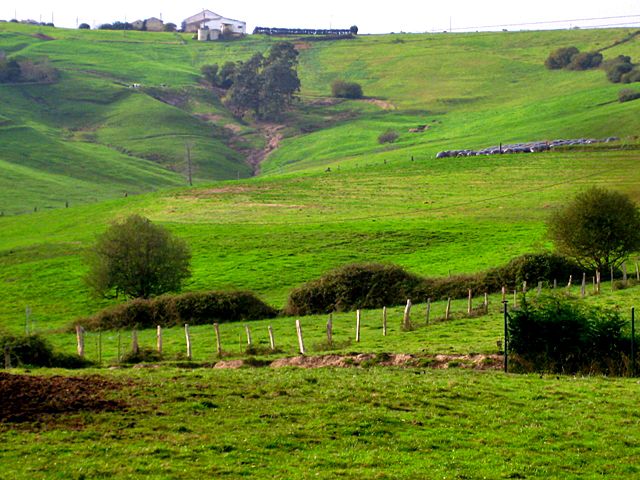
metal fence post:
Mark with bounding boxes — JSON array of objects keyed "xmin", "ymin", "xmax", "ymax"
[
  {"xmin": 632, "ymin": 307, "xmax": 636, "ymax": 377},
  {"xmin": 503, "ymin": 301, "xmax": 509, "ymax": 373}
]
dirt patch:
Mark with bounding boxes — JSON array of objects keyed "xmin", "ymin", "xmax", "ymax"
[
  {"xmin": 195, "ymin": 113, "xmax": 224, "ymax": 123},
  {"xmin": 246, "ymin": 123, "xmax": 285, "ymax": 174},
  {"xmin": 224, "ymin": 123, "xmax": 243, "ymax": 134},
  {"xmin": 180, "ymin": 185, "xmax": 265, "ymax": 197},
  {"xmin": 294, "ymin": 42, "xmax": 312, "ymax": 50},
  {"xmin": 211, "ymin": 353, "xmax": 502, "ymax": 370},
  {"xmin": 359, "ymin": 98, "xmax": 396, "ymax": 110},
  {"xmin": 0, "ymin": 372, "xmax": 126, "ymax": 422},
  {"xmin": 308, "ymin": 97, "xmax": 343, "ymax": 107},
  {"xmin": 33, "ymin": 33, "xmax": 55, "ymax": 41}
]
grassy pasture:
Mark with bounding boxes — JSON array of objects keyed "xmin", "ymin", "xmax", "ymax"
[{"xmin": 1, "ymin": 366, "xmax": 640, "ymax": 479}]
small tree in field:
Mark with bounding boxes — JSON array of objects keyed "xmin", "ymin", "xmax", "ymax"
[
  {"xmin": 85, "ymin": 215, "xmax": 191, "ymax": 299},
  {"xmin": 547, "ymin": 187, "xmax": 640, "ymax": 273}
]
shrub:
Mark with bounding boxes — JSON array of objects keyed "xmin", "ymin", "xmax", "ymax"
[
  {"xmin": 621, "ymin": 69, "xmax": 640, "ymax": 84},
  {"xmin": 331, "ymin": 80, "xmax": 363, "ymax": 99},
  {"xmin": 378, "ymin": 130, "xmax": 399, "ymax": 144},
  {"xmin": 604, "ymin": 55, "xmax": 634, "ymax": 83},
  {"xmin": 120, "ymin": 347, "xmax": 162, "ymax": 364},
  {"xmin": 0, "ymin": 333, "xmax": 90, "ymax": 368},
  {"xmin": 285, "ymin": 263, "xmax": 425, "ymax": 315},
  {"xmin": 618, "ymin": 88, "xmax": 640, "ymax": 103},
  {"xmin": 544, "ymin": 46, "xmax": 579, "ymax": 69},
  {"xmin": 78, "ymin": 23, "xmax": 90, "ymax": 30},
  {"xmin": 79, "ymin": 290, "xmax": 278, "ymax": 330},
  {"xmin": 566, "ymin": 51, "xmax": 602, "ymax": 70},
  {"xmin": 508, "ymin": 295, "xmax": 628, "ymax": 374},
  {"xmin": 490, "ymin": 252, "xmax": 584, "ymax": 287}
]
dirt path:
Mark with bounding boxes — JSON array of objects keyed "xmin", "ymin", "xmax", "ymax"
[
  {"xmin": 214, "ymin": 353, "xmax": 502, "ymax": 370},
  {"xmin": 245, "ymin": 123, "xmax": 285, "ymax": 175}
]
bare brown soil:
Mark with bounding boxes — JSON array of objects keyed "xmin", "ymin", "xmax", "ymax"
[
  {"xmin": 213, "ymin": 353, "xmax": 502, "ymax": 370},
  {"xmin": 360, "ymin": 98, "xmax": 397, "ymax": 110},
  {"xmin": 33, "ymin": 33, "xmax": 55, "ymax": 41},
  {"xmin": 0, "ymin": 372, "xmax": 126, "ymax": 422},
  {"xmin": 246, "ymin": 123, "xmax": 285, "ymax": 174}
]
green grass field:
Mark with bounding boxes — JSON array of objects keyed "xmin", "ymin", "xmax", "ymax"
[{"xmin": 3, "ymin": 23, "xmax": 640, "ymax": 479}]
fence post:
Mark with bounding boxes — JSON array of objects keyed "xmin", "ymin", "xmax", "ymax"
[
  {"xmin": 632, "ymin": 307, "xmax": 636, "ymax": 377},
  {"xmin": 468, "ymin": 289, "xmax": 472, "ymax": 314},
  {"xmin": 157, "ymin": 326, "xmax": 163, "ymax": 354},
  {"xmin": 553, "ymin": 279, "xmax": 557, "ymax": 289},
  {"xmin": 623, "ymin": 262, "xmax": 628, "ymax": 285},
  {"xmin": 356, "ymin": 309, "xmax": 361, "ymax": 342},
  {"xmin": 611, "ymin": 266, "xmax": 615, "ymax": 291},
  {"xmin": 484, "ymin": 293, "xmax": 489, "ymax": 313},
  {"xmin": 522, "ymin": 281, "xmax": 527, "ymax": 294},
  {"xmin": 403, "ymin": 299, "xmax": 412, "ymax": 330},
  {"xmin": 596, "ymin": 270, "xmax": 601, "ymax": 293},
  {"xmin": 327, "ymin": 314, "xmax": 333, "ymax": 345},
  {"xmin": 445, "ymin": 298, "xmax": 451, "ymax": 320},
  {"xmin": 245, "ymin": 325, "xmax": 253, "ymax": 346},
  {"xmin": 296, "ymin": 320, "xmax": 305, "ymax": 355},
  {"xmin": 185, "ymin": 324, "xmax": 192, "ymax": 360},
  {"xmin": 567, "ymin": 275, "xmax": 572, "ymax": 289},
  {"xmin": 214, "ymin": 323, "xmax": 222, "ymax": 357},
  {"xmin": 501, "ymin": 286, "xmax": 506, "ymax": 302},
  {"xmin": 268, "ymin": 326, "xmax": 276, "ymax": 351},
  {"xmin": 76, "ymin": 325, "xmax": 85, "ymax": 358},
  {"xmin": 382, "ymin": 307, "xmax": 387, "ymax": 336},
  {"xmin": 503, "ymin": 301, "xmax": 509, "ymax": 373},
  {"xmin": 4, "ymin": 344, "xmax": 11, "ymax": 369},
  {"xmin": 117, "ymin": 331, "xmax": 122, "ymax": 362},
  {"xmin": 581, "ymin": 273, "xmax": 586, "ymax": 298},
  {"xmin": 636, "ymin": 261, "xmax": 639, "ymax": 281},
  {"xmin": 98, "ymin": 331, "xmax": 102, "ymax": 366},
  {"xmin": 426, "ymin": 299, "xmax": 431, "ymax": 325},
  {"xmin": 132, "ymin": 330, "xmax": 139, "ymax": 355}
]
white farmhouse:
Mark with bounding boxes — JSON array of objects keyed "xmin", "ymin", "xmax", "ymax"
[{"xmin": 182, "ymin": 10, "xmax": 246, "ymax": 38}]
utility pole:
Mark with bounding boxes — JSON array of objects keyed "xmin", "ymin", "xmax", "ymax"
[{"xmin": 185, "ymin": 141, "xmax": 193, "ymax": 186}]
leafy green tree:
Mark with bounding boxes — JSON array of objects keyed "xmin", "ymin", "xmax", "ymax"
[
  {"xmin": 201, "ymin": 64, "xmax": 219, "ymax": 86},
  {"xmin": 547, "ymin": 187, "xmax": 640, "ymax": 272},
  {"xmin": 85, "ymin": 215, "xmax": 191, "ymax": 299},
  {"xmin": 225, "ymin": 42, "xmax": 300, "ymax": 119}
]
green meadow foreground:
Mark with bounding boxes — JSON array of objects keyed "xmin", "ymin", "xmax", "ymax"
[
  {"xmin": 2, "ymin": 368, "xmax": 640, "ymax": 479},
  {"xmin": 2, "ymin": 23, "xmax": 640, "ymax": 479}
]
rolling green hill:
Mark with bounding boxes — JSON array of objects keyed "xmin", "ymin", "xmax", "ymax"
[{"xmin": 1, "ymin": 24, "xmax": 640, "ymax": 330}]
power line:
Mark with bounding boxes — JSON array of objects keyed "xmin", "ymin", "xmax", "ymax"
[{"xmin": 451, "ymin": 13, "xmax": 640, "ymax": 32}]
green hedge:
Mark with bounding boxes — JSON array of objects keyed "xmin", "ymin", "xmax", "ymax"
[{"xmin": 79, "ymin": 290, "xmax": 278, "ymax": 331}]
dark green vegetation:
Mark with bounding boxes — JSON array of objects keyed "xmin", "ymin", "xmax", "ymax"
[
  {"xmin": 331, "ymin": 79, "xmax": 364, "ymax": 98},
  {"xmin": 85, "ymin": 214, "xmax": 191, "ymax": 299},
  {"xmin": 81, "ymin": 290, "xmax": 278, "ymax": 330},
  {"xmin": 548, "ymin": 188, "xmax": 640, "ymax": 272},
  {"xmin": 509, "ymin": 295, "xmax": 630, "ymax": 374},
  {"xmin": 0, "ymin": 332, "xmax": 89, "ymax": 368}
]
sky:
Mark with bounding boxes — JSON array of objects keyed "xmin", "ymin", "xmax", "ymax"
[{"xmin": 1, "ymin": 1, "xmax": 639, "ymax": 34}]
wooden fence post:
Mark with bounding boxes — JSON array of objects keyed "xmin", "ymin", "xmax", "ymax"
[
  {"xmin": 426, "ymin": 299, "xmax": 431, "ymax": 325},
  {"xmin": 356, "ymin": 309, "xmax": 361, "ymax": 342},
  {"xmin": 536, "ymin": 282, "xmax": 542, "ymax": 297},
  {"xmin": 75, "ymin": 325, "xmax": 85, "ymax": 358},
  {"xmin": 484, "ymin": 292, "xmax": 489, "ymax": 313},
  {"xmin": 245, "ymin": 325, "xmax": 252, "ymax": 346},
  {"xmin": 214, "ymin": 323, "xmax": 222, "ymax": 357},
  {"xmin": 403, "ymin": 299, "xmax": 412, "ymax": 330},
  {"xmin": 581, "ymin": 273, "xmax": 586, "ymax": 298},
  {"xmin": 296, "ymin": 320, "xmax": 305, "ymax": 355},
  {"xmin": 636, "ymin": 261, "xmax": 640, "ymax": 281},
  {"xmin": 327, "ymin": 314, "xmax": 333, "ymax": 345},
  {"xmin": 3, "ymin": 345, "xmax": 10, "ymax": 369},
  {"xmin": 185, "ymin": 324, "xmax": 192, "ymax": 360},
  {"xmin": 567, "ymin": 275, "xmax": 572, "ymax": 289},
  {"xmin": 623, "ymin": 262, "xmax": 628, "ymax": 285},
  {"xmin": 382, "ymin": 307, "xmax": 387, "ymax": 336},
  {"xmin": 132, "ymin": 329, "xmax": 139, "ymax": 355},
  {"xmin": 522, "ymin": 281, "xmax": 527, "ymax": 294},
  {"xmin": 467, "ymin": 289, "xmax": 472, "ymax": 314},
  {"xmin": 268, "ymin": 326, "xmax": 276, "ymax": 351},
  {"xmin": 445, "ymin": 298, "xmax": 451, "ymax": 320},
  {"xmin": 501, "ymin": 286, "xmax": 506, "ymax": 303},
  {"xmin": 156, "ymin": 326, "xmax": 163, "ymax": 354},
  {"xmin": 553, "ymin": 279, "xmax": 557, "ymax": 289}
]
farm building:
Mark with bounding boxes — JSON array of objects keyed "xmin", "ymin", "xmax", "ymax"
[
  {"xmin": 130, "ymin": 17, "xmax": 164, "ymax": 31},
  {"xmin": 182, "ymin": 10, "xmax": 246, "ymax": 37}
]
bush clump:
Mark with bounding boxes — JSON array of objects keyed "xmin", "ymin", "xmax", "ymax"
[
  {"xmin": 565, "ymin": 51, "xmax": 603, "ymax": 71},
  {"xmin": 603, "ymin": 55, "xmax": 635, "ymax": 83},
  {"xmin": 618, "ymin": 88, "xmax": 640, "ymax": 103},
  {"xmin": 0, "ymin": 333, "xmax": 90, "ymax": 368},
  {"xmin": 545, "ymin": 46, "xmax": 579, "ymax": 69},
  {"xmin": 508, "ymin": 295, "xmax": 629, "ymax": 374},
  {"xmin": 285, "ymin": 253, "xmax": 587, "ymax": 315},
  {"xmin": 331, "ymin": 80, "xmax": 363, "ymax": 99},
  {"xmin": 285, "ymin": 263, "xmax": 424, "ymax": 315},
  {"xmin": 378, "ymin": 130, "xmax": 399, "ymax": 144},
  {"xmin": 80, "ymin": 290, "xmax": 278, "ymax": 330}
]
